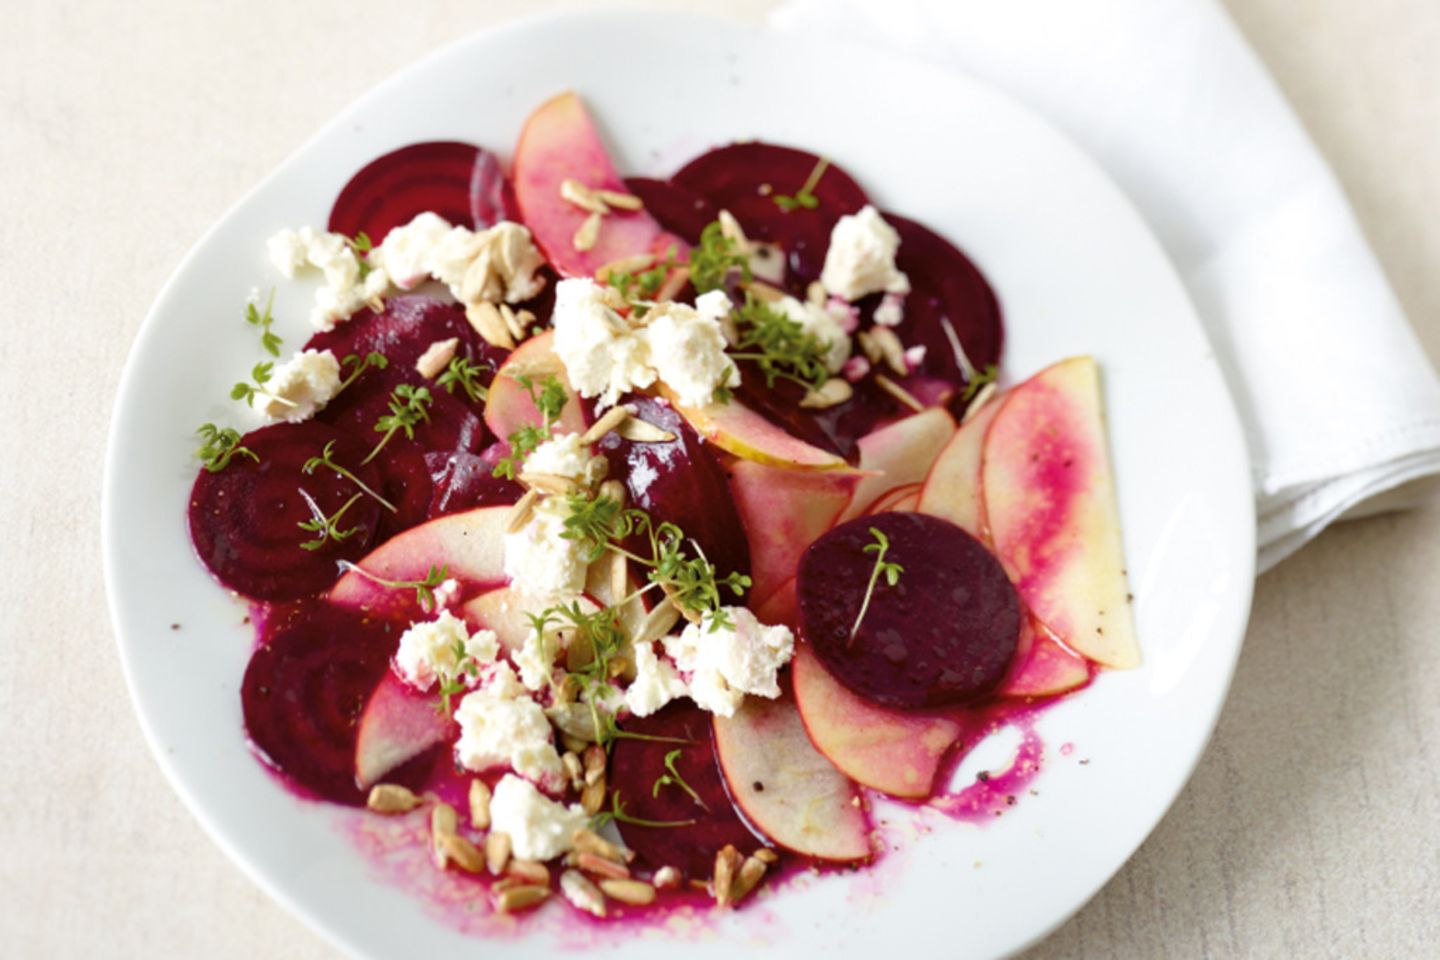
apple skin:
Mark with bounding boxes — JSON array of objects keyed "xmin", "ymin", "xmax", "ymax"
[
  {"xmin": 981, "ymin": 356, "xmax": 1139, "ymax": 668},
  {"xmin": 917, "ymin": 395, "xmax": 1001, "ymax": 541},
  {"xmin": 482, "ymin": 330, "xmax": 587, "ymax": 443},
  {"xmin": 329, "ymin": 505, "xmax": 510, "ymax": 620},
  {"xmin": 995, "ymin": 613, "xmax": 1093, "ymax": 698},
  {"xmin": 864, "ymin": 481, "xmax": 922, "ymax": 516},
  {"xmin": 713, "ymin": 691, "xmax": 871, "ymax": 862},
  {"xmin": 512, "ymin": 91, "xmax": 685, "ymax": 277},
  {"xmin": 791, "ymin": 640, "xmax": 961, "ymax": 799},
  {"xmin": 838, "ymin": 407, "xmax": 956, "ymax": 523},
  {"xmin": 727, "ymin": 458, "xmax": 863, "ymax": 607},
  {"xmin": 354, "ymin": 671, "xmax": 452, "ymax": 789},
  {"xmin": 664, "ymin": 387, "xmax": 848, "ymax": 471}
]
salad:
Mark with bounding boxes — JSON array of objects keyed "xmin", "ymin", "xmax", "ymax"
[{"xmin": 185, "ymin": 91, "xmax": 1138, "ymax": 923}]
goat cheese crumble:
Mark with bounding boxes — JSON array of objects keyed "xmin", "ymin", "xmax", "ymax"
[
  {"xmin": 551, "ymin": 278, "xmax": 739, "ymax": 408},
  {"xmin": 489, "ymin": 774, "xmax": 589, "ymax": 861},
  {"xmin": 393, "ymin": 610, "xmax": 498, "ymax": 692},
  {"xmin": 820, "ymin": 205, "xmax": 910, "ymax": 302},
  {"xmin": 503, "ymin": 496, "xmax": 589, "ymax": 604},
  {"xmin": 266, "ymin": 227, "xmax": 389, "ymax": 331},
  {"xmin": 454, "ymin": 690, "xmax": 564, "ymax": 789},
  {"xmin": 624, "ymin": 639, "xmax": 688, "ymax": 718},
  {"xmin": 374, "ymin": 212, "xmax": 547, "ymax": 306},
  {"xmin": 775, "ymin": 296, "xmax": 853, "ymax": 374},
  {"xmin": 664, "ymin": 607, "xmax": 795, "ymax": 717},
  {"xmin": 255, "ymin": 348, "xmax": 342, "ymax": 422},
  {"xmin": 521, "ymin": 432, "xmax": 607, "ymax": 487}
]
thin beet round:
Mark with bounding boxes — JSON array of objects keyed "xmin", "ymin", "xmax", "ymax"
[
  {"xmin": 328, "ymin": 141, "xmax": 512, "ymax": 243},
  {"xmin": 242, "ymin": 606, "xmax": 418, "ymax": 805},
  {"xmin": 608, "ymin": 702, "xmax": 760, "ymax": 877},
  {"xmin": 188, "ymin": 421, "xmax": 383, "ymax": 601},
  {"xmin": 797, "ymin": 512, "xmax": 1021, "ymax": 708},
  {"xmin": 623, "ymin": 176, "xmax": 717, "ymax": 246}
]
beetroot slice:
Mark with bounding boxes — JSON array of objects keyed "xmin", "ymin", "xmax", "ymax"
[
  {"xmin": 425, "ymin": 445, "xmax": 524, "ymax": 517},
  {"xmin": 328, "ymin": 141, "xmax": 511, "ymax": 243},
  {"xmin": 609, "ymin": 702, "xmax": 760, "ymax": 877},
  {"xmin": 884, "ymin": 212, "xmax": 1004, "ymax": 391},
  {"xmin": 242, "ymin": 605, "xmax": 417, "ymax": 805},
  {"xmin": 623, "ymin": 177, "xmax": 717, "ymax": 246},
  {"xmin": 596, "ymin": 395, "xmax": 750, "ymax": 585},
  {"xmin": 798, "ymin": 512, "xmax": 1021, "ymax": 708},
  {"xmin": 671, "ymin": 142, "xmax": 869, "ymax": 290},
  {"xmin": 188, "ymin": 422, "xmax": 382, "ymax": 601}
]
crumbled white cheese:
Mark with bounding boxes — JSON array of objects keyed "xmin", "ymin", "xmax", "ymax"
[
  {"xmin": 873, "ymin": 292, "xmax": 906, "ymax": 328},
  {"xmin": 393, "ymin": 610, "xmax": 498, "ymax": 692},
  {"xmin": 775, "ymin": 296, "xmax": 853, "ymax": 374},
  {"xmin": 522, "ymin": 433, "xmax": 607, "ymax": 488},
  {"xmin": 488, "ymin": 774, "xmax": 589, "ymax": 861},
  {"xmin": 513, "ymin": 622, "xmax": 561, "ymax": 693},
  {"xmin": 551, "ymin": 278, "xmax": 656, "ymax": 408},
  {"xmin": 477, "ymin": 660, "xmax": 528, "ymax": 700},
  {"xmin": 819, "ymin": 205, "xmax": 910, "ymax": 302},
  {"xmin": 624, "ymin": 640, "xmax": 688, "ymax": 718},
  {"xmin": 641, "ymin": 291, "xmax": 741, "ymax": 406},
  {"xmin": 503, "ymin": 496, "xmax": 589, "ymax": 604},
  {"xmin": 550, "ymin": 278, "xmax": 740, "ymax": 409},
  {"xmin": 374, "ymin": 212, "xmax": 547, "ymax": 305},
  {"xmin": 454, "ymin": 690, "xmax": 564, "ymax": 789},
  {"xmin": 254, "ymin": 348, "xmax": 342, "ymax": 422},
  {"xmin": 266, "ymin": 226, "xmax": 389, "ymax": 331},
  {"xmin": 431, "ymin": 578, "xmax": 461, "ymax": 610},
  {"xmin": 664, "ymin": 607, "xmax": 794, "ymax": 717}
]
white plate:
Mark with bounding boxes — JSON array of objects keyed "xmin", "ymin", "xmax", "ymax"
[{"xmin": 103, "ymin": 10, "xmax": 1255, "ymax": 959}]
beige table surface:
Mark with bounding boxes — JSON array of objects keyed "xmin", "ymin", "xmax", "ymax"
[{"xmin": 3, "ymin": 0, "xmax": 1437, "ymax": 956}]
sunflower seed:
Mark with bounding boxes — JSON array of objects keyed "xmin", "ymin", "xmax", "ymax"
[
  {"xmin": 430, "ymin": 803, "xmax": 458, "ymax": 867},
  {"xmin": 366, "ymin": 783, "xmax": 422, "ymax": 814},
  {"xmin": 560, "ymin": 869, "xmax": 607, "ymax": 917},
  {"xmin": 468, "ymin": 779, "xmax": 492, "ymax": 831},
  {"xmin": 466, "ymin": 300, "xmax": 515, "ymax": 350},
  {"xmin": 730, "ymin": 855, "xmax": 768, "ymax": 903},
  {"xmin": 599, "ymin": 878, "xmax": 656, "ymax": 906},
  {"xmin": 635, "ymin": 601, "xmax": 682, "ymax": 646},
  {"xmin": 596, "ymin": 188, "xmax": 644, "ymax": 211},
  {"xmin": 575, "ymin": 851, "xmax": 630, "ymax": 880},
  {"xmin": 507, "ymin": 859, "xmax": 550, "ymax": 885},
  {"xmin": 581, "ymin": 778, "xmax": 607, "ymax": 815},
  {"xmin": 753, "ymin": 847, "xmax": 780, "ymax": 865},
  {"xmin": 581, "ymin": 405, "xmax": 631, "ymax": 445},
  {"xmin": 868, "ymin": 326, "xmax": 908, "ymax": 376},
  {"xmin": 498, "ymin": 303, "xmax": 526, "ymax": 342},
  {"xmin": 572, "ymin": 828, "xmax": 634, "ymax": 864},
  {"xmin": 873, "ymin": 373, "xmax": 925, "ymax": 413},
  {"xmin": 440, "ymin": 833, "xmax": 486, "ymax": 874},
  {"xmin": 573, "ymin": 211, "xmax": 603, "ymax": 252},
  {"xmin": 560, "ymin": 178, "xmax": 610, "ymax": 215},
  {"xmin": 495, "ymin": 884, "xmax": 550, "ymax": 913},
  {"xmin": 506, "ymin": 488, "xmax": 540, "ymax": 533},
  {"xmin": 485, "ymin": 830, "xmax": 512, "ymax": 876},
  {"xmin": 613, "ymin": 417, "xmax": 676, "ymax": 443},
  {"xmin": 414, "ymin": 337, "xmax": 460, "ymax": 379},
  {"xmin": 713, "ymin": 844, "xmax": 743, "ymax": 907},
  {"xmin": 800, "ymin": 378, "xmax": 854, "ymax": 409},
  {"xmin": 962, "ymin": 382, "xmax": 998, "ymax": 422},
  {"xmin": 562, "ymin": 751, "xmax": 585, "ymax": 791}
]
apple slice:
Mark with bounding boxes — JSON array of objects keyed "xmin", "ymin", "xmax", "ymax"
[
  {"xmin": 981, "ymin": 356, "xmax": 1138, "ymax": 668},
  {"xmin": 997, "ymin": 614, "xmax": 1093, "ymax": 699},
  {"xmin": 713, "ymin": 691, "xmax": 870, "ymax": 862},
  {"xmin": 917, "ymin": 395, "xmax": 1001, "ymax": 541},
  {"xmin": 863, "ymin": 481, "xmax": 922, "ymax": 516},
  {"xmin": 728, "ymin": 459, "xmax": 863, "ymax": 605},
  {"xmin": 512, "ymin": 91, "xmax": 685, "ymax": 277},
  {"xmin": 792, "ymin": 641, "xmax": 961, "ymax": 799},
  {"xmin": 329, "ymin": 505, "xmax": 510, "ymax": 619},
  {"xmin": 354, "ymin": 671, "xmax": 453, "ymax": 788},
  {"xmin": 664, "ymin": 388, "xmax": 847, "ymax": 471},
  {"xmin": 482, "ymin": 330, "xmax": 587, "ymax": 442},
  {"xmin": 838, "ymin": 407, "xmax": 956, "ymax": 523}
]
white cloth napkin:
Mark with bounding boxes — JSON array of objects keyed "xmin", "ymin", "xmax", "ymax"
[{"xmin": 772, "ymin": 0, "xmax": 1440, "ymax": 572}]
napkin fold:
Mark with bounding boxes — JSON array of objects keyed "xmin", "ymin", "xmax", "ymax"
[{"xmin": 772, "ymin": 0, "xmax": 1440, "ymax": 572}]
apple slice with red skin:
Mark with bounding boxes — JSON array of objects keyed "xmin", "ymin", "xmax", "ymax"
[
  {"xmin": 981, "ymin": 357, "xmax": 1139, "ymax": 668},
  {"xmin": 727, "ymin": 458, "xmax": 863, "ymax": 606},
  {"xmin": 792, "ymin": 641, "xmax": 961, "ymax": 800},
  {"xmin": 482, "ymin": 330, "xmax": 588, "ymax": 443},
  {"xmin": 997, "ymin": 613, "xmax": 1093, "ymax": 699},
  {"xmin": 861, "ymin": 482, "xmax": 922, "ymax": 517},
  {"xmin": 512, "ymin": 91, "xmax": 685, "ymax": 277},
  {"xmin": 354, "ymin": 671, "xmax": 453, "ymax": 789},
  {"xmin": 664, "ymin": 388, "xmax": 847, "ymax": 471},
  {"xmin": 713, "ymin": 691, "xmax": 871, "ymax": 862},
  {"xmin": 917, "ymin": 395, "xmax": 1001, "ymax": 541},
  {"xmin": 838, "ymin": 407, "xmax": 956, "ymax": 524},
  {"xmin": 329, "ymin": 505, "xmax": 510, "ymax": 620}
]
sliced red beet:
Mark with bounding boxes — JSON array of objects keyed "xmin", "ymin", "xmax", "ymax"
[
  {"xmin": 188, "ymin": 422, "xmax": 382, "ymax": 601},
  {"xmin": 623, "ymin": 177, "xmax": 718, "ymax": 246},
  {"xmin": 608, "ymin": 702, "xmax": 760, "ymax": 877},
  {"xmin": 883, "ymin": 211, "xmax": 1004, "ymax": 391},
  {"xmin": 671, "ymin": 142, "xmax": 869, "ymax": 290},
  {"xmin": 424, "ymin": 445, "xmax": 524, "ymax": 517},
  {"xmin": 595, "ymin": 395, "xmax": 750, "ymax": 585},
  {"xmin": 797, "ymin": 512, "xmax": 1021, "ymax": 709},
  {"xmin": 328, "ymin": 141, "xmax": 513, "ymax": 243},
  {"xmin": 242, "ymin": 605, "xmax": 421, "ymax": 805}
]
